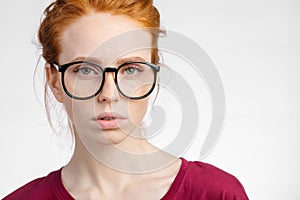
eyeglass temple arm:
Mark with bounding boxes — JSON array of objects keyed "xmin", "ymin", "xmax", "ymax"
[{"xmin": 50, "ymin": 63, "xmax": 63, "ymax": 72}]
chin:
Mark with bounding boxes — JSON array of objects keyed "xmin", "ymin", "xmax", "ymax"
[{"xmin": 100, "ymin": 129, "xmax": 129, "ymax": 145}]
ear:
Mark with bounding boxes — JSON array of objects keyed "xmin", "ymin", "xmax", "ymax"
[{"xmin": 45, "ymin": 63, "xmax": 64, "ymax": 103}]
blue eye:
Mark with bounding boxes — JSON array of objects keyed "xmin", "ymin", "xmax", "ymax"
[
  {"xmin": 78, "ymin": 67, "xmax": 94, "ymax": 75},
  {"xmin": 124, "ymin": 67, "xmax": 138, "ymax": 74},
  {"xmin": 120, "ymin": 64, "xmax": 144, "ymax": 76},
  {"xmin": 73, "ymin": 65, "xmax": 99, "ymax": 76}
]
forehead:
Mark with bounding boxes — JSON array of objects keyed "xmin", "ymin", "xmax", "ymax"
[{"xmin": 59, "ymin": 12, "xmax": 153, "ymax": 65}]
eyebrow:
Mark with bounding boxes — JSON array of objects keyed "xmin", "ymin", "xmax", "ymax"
[
  {"xmin": 115, "ymin": 56, "xmax": 146, "ymax": 65},
  {"xmin": 71, "ymin": 56, "xmax": 102, "ymax": 64},
  {"xmin": 70, "ymin": 56, "xmax": 147, "ymax": 66}
]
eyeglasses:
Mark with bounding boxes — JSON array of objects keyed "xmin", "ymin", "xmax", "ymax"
[{"xmin": 51, "ymin": 61, "xmax": 160, "ymax": 100}]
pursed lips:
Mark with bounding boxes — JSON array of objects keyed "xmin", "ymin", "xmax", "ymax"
[{"xmin": 94, "ymin": 112, "xmax": 126, "ymax": 129}]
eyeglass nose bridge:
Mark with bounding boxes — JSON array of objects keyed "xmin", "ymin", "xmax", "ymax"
[
  {"xmin": 101, "ymin": 67, "xmax": 118, "ymax": 83},
  {"xmin": 103, "ymin": 67, "xmax": 118, "ymax": 73},
  {"xmin": 99, "ymin": 67, "xmax": 120, "ymax": 94}
]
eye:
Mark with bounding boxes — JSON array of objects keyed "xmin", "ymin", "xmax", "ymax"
[
  {"xmin": 120, "ymin": 64, "xmax": 144, "ymax": 76},
  {"xmin": 73, "ymin": 65, "xmax": 99, "ymax": 76},
  {"xmin": 125, "ymin": 67, "xmax": 138, "ymax": 74},
  {"xmin": 78, "ymin": 67, "xmax": 93, "ymax": 75}
]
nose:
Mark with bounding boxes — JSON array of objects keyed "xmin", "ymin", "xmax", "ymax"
[{"xmin": 98, "ymin": 72, "xmax": 120, "ymax": 103}]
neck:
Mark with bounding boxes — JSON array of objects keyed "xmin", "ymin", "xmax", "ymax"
[{"xmin": 62, "ymin": 131, "xmax": 176, "ymax": 194}]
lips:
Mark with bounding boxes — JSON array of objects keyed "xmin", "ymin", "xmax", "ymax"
[{"xmin": 95, "ymin": 112, "xmax": 126, "ymax": 129}]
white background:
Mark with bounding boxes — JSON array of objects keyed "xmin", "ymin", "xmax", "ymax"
[{"xmin": 1, "ymin": 0, "xmax": 299, "ymax": 199}]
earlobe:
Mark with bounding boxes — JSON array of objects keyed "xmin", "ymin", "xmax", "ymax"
[{"xmin": 45, "ymin": 63, "xmax": 64, "ymax": 103}]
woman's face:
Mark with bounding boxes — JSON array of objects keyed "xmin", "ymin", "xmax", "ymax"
[{"xmin": 48, "ymin": 13, "xmax": 154, "ymax": 147}]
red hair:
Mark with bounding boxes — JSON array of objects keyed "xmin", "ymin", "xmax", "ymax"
[{"xmin": 38, "ymin": 0, "xmax": 162, "ymax": 64}]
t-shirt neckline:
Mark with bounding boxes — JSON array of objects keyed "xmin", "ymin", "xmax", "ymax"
[
  {"xmin": 160, "ymin": 157, "xmax": 189, "ymax": 199},
  {"xmin": 55, "ymin": 157, "xmax": 189, "ymax": 200}
]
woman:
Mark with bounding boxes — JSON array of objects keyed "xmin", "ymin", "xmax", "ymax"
[{"xmin": 4, "ymin": 0, "xmax": 248, "ymax": 199}]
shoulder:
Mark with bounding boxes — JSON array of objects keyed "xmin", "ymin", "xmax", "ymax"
[
  {"xmin": 3, "ymin": 169, "xmax": 66, "ymax": 200},
  {"xmin": 188, "ymin": 160, "xmax": 246, "ymax": 190},
  {"xmin": 184, "ymin": 158, "xmax": 248, "ymax": 199},
  {"xmin": 164, "ymin": 158, "xmax": 249, "ymax": 200}
]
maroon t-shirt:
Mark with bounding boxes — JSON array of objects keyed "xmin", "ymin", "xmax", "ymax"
[{"xmin": 4, "ymin": 158, "xmax": 248, "ymax": 200}]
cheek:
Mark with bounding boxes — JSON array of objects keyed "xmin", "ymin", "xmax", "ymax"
[
  {"xmin": 128, "ymin": 99, "xmax": 149, "ymax": 125},
  {"xmin": 62, "ymin": 95, "xmax": 75, "ymax": 122},
  {"xmin": 62, "ymin": 96, "xmax": 94, "ymax": 129}
]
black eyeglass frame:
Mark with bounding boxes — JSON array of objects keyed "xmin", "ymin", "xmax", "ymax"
[{"xmin": 51, "ymin": 61, "xmax": 160, "ymax": 100}]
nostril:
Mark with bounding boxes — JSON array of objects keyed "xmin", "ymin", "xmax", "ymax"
[{"xmin": 98, "ymin": 79, "xmax": 120, "ymax": 103}]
